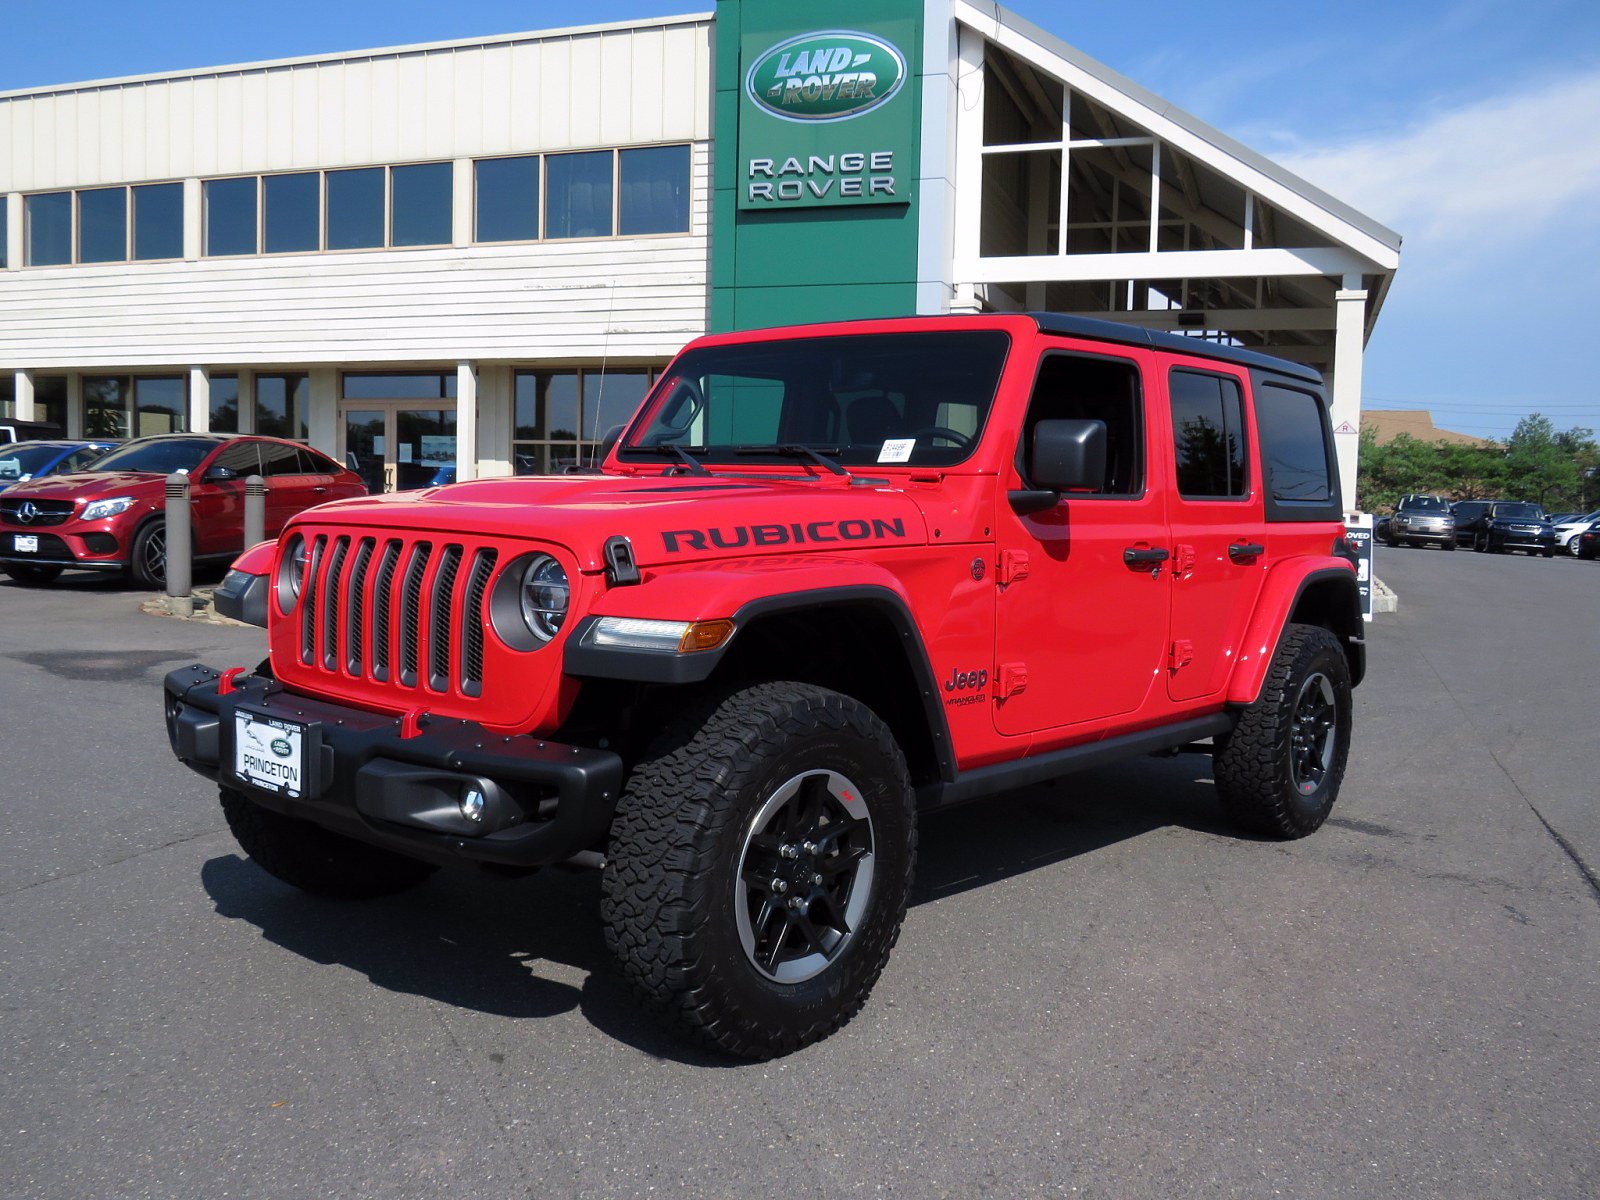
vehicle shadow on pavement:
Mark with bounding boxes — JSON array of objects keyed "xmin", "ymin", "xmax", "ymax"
[{"xmin": 199, "ymin": 753, "xmax": 1239, "ymax": 1066}]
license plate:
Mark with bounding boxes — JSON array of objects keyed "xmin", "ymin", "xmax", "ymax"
[
  {"xmin": 13, "ymin": 534, "xmax": 38, "ymax": 553},
  {"xmin": 233, "ymin": 710, "xmax": 308, "ymax": 798}
]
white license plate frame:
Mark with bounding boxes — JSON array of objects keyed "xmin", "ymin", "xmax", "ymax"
[
  {"xmin": 12, "ymin": 534, "xmax": 39, "ymax": 553},
  {"xmin": 232, "ymin": 709, "xmax": 310, "ymax": 799}
]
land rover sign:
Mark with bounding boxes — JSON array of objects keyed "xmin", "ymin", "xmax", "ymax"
[
  {"xmin": 745, "ymin": 31, "xmax": 907, "ymax": 123},
  {"xmin": 735, "ymin": 18, "xmax": 917, "ymax": 212}
]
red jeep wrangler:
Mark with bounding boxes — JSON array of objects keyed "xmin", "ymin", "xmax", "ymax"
[{"xmin": 164, "ymin": 314, "xmax": 1363, "ymax": 1058}]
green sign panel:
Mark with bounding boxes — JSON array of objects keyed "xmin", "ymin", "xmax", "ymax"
[{"xmin": 737, "ymin": 20, "xmax": 918, "ymax": 210}]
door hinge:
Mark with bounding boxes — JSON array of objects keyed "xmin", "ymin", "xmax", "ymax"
[
  {"xmin": 999, "ymin": 549, "xmax": 1030, "ymax": 586},
  {"xmin": 1174, "ymin": 543, "xmax": 1196, "ymax": 578},
  {"xmin": 1169, "ymin": 639, "xmax": 1194, "ymax": 671},
  {"xmin": 998, "ymin": 661, "xmax": 1029, "ymax": 698}
]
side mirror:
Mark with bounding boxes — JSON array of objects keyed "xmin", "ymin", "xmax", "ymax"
[
  {"xmin": 202, "ymin": 465, "xmax": 238, "ymax": 483},
  {"xmin": 1032, "ymin": 418, "xmax": 1107, "ymax": 492}
]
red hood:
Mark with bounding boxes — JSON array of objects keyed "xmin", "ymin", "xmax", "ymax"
[
  {"xmin": 287, "ymin": 473, "xmax": 932, "ymax": 570},
  {"xmin": 4, "ymin": 471, "xmax": 163, "ymax": 504}
]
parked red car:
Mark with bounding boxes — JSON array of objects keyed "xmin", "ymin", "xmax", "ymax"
[{"xmin": 0, "ymin": 434, "xmax": 366, "ymax": 588}]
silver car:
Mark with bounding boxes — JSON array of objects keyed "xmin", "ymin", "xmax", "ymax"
[{"xmin": 1382, "ymin": 494, "xmax": 1456, "ymax": 550}]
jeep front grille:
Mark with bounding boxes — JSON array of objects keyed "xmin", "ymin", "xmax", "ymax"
[{"xmin": 294, "ymin": 533, "xmax": 497, "ymax": 698}]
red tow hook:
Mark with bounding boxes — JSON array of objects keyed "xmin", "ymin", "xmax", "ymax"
[
  {"xmin": 399, "ymin": 708, "xmax": 427, "ymax": 739},
  {"xmin": 217, "ymin": 667, "xmax": 247, "ymax": 696}
]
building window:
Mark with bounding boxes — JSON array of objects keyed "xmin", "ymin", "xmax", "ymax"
[
  {"xmin": 25, "ymin": 192, "xmax": 72, "ymax": 266},
  {"xmin": 475, "ymin": 155, "xmax": 540, "ymax": 242},
  {"xmin": 264, "ymin": 172, "xmax": 320, "ymax": 254},
  {"xmin": 619, "ymin": 145, "xmax": 691, "ymax": 235},
  {"xmin": 0, "ymin": 376, "xmax": 11, "ymax": 418},
  {"xmin": 341, "ymin": 371, "xmax": 456, "ymax": 400},
  {"xmin": 204, "ymin": 177, "xmax": 258, "ymax": 256},
  {"xmin": 84, "ymin": 377, "xmax": 130, "ymax": 439},
  {"xmin": 256, "ymin": 374, "xmax": 309, "ymax": 440},
  {"xmin": 209, "ymin": 374, "xmax": 241, "ymax": 434},
  {"xmin": 513, "ymin": 368, "xmax": 654, "ymax": 474},
  {"xmin": 135, "ymin": 377, "xmax": 186, "ymax": 437},
  {"xmin": 133, "ymin": 183, "xmax": 183, "ymax": 260},
  {"xmin": 326, "ymin": 167, "xmax": 386, "ymax": 250},
  {"xmin": 77, "ymin": 187, "xmax": 128, "ymax": 264},
  {"xmin": 390, "ymin": 162, "xmax": 452, "ymax": 246},
  {"xmin": 545, "ymin": 151, "xmax": 613, "ymax": 240},
  {"xmin": 34, "ymin": 377, "xmax": 67, "ymax": 430}
]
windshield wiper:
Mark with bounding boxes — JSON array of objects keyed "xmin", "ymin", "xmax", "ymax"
[
  {"xmin": 734, "ymin": 444, "xmax": 851, "ymax": 478},
  {"xmin": 638, "ymin": 443, "xmax": 710, "ymax": 476}
]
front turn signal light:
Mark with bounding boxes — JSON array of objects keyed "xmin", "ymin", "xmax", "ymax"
[{"xmin": 680, "ymin": 619, "xmax": 735, "ymax": 653}]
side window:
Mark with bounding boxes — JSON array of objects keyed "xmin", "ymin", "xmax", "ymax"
[
  {"xmin": 211, "ymin": 441, "xmax": 264, "ymax": 476},
  {"xmin": 1255, "ymin": 382, "xmax": 1334, "ymax": 508},
  {"xmin": 1169, "ymin": 369, "xmax": 1248, "ymax": 499},
  {"xmin": 259, "ymin": 441, "xmax": 304, "ymax": 477},
  {"xmin": 1021, "ymin": 353, "xmax": 1144, "ymax": 496},
  {"xmin": 294, "ymin": 448, "xmax": 328, "ymax": 474}
]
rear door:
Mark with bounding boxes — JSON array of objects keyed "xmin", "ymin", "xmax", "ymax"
[
  {"xmin": 1162, "ymin": 362, "xmax": 1270, "ymax": 701},
  {"xmin": 190, "ymin": 440, "xmax": 259, "ymax": 556},
  {"xmin": 259, "ymin": 440, "xmax": 311, "ymax": 534}
]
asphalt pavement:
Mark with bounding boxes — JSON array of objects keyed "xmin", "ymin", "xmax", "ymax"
[{"xmin": 1, "ymin": 552, "xmax": 1596, "ymax": 1199}]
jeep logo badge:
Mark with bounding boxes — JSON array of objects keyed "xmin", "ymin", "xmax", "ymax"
[{"xmin": 745, "ymin": 30, "xmax": 907, "ymax": 123}]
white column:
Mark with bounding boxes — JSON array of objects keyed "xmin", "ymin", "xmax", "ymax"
[
  {"xmin": 949, "ymin": 25, "xmax": 986, "ymax": 313},
  {"xmin": 66, "ymin": 374, "xmax": 83, "ymax": 438},
  {"xmin": 13, "ymin": 370, "xmax": 35, "ymax": 421},
  {"xmin": 188, "ymin": 366, "xmax": 210, "ymax": 433},
  {"xmin": 476, "ymin": 364, "xmax": 513, "ymax": 478},
  {"xmin": 455, "ymin": 361, "xmax": 478, "ymax": 482},
  {"xmin": 5, "ymin": 194, "xmax": 22, "ymax": 268},
  {"xmin": 1331, "ymin": 273, "xmax": 1368, "ymax": 515},
  {"xmin": 452, "ymin": 159, "xmax": 473, "ymax": 247},
  {"xmin": 307, "ymin": 368, "xmax": 338, "ymax": 457},
  {"xmin": 182, "ymin": 179, "xmax": 202, "ymax": 261}
]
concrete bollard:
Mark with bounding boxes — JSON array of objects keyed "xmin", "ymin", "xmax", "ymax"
[
  {"xmin": 164, "ymin": 472, "xmax": 193, "ymax": 616},
  {"xmin": 244, "ymin": 474, "xmax": 266, "ymax": 550}
]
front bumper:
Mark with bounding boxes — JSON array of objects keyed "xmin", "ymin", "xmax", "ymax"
[
  {"xmin": 1491, "ymin": 530, "xmax": 1557, "ymax": 549},
  {"xmin": 0, "ymin": 524, "xmax": 126, "ymax": 569},
  {"xmin": 1390, "ymin": 523, "xmax": 1454, "ymax": 543},
  {"xmin": 163, "ymin": 665, "xmax": 624, "ymax": 869}
]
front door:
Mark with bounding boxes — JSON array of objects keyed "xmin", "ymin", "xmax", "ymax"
[
  {"xmin": 993, "ymin": 348, "xmax": 1171, "ymax": 737},
  {"xmin": 341, "ymin": 404, "xmax": 458, "ymax": 493}
]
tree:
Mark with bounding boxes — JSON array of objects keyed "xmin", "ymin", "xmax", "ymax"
[{"xmin": 1505, "ymin": 414, "xmax": 1595, "ymax": 509}]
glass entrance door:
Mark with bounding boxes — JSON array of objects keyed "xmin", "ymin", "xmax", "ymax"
[{"xmin": 341, "ymin": 403, "xmax": 459, "ymax": 493}]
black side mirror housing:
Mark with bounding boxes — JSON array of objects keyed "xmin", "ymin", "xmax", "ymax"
[
  {"xmin": 202, "ymin": 465, "xmax": 238, "ymax": 483},
  {"xmin": 1009, "ymin": 419, "xmax": 1108, "ymax": 514}
]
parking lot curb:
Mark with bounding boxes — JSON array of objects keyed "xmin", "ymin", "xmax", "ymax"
[
  {"xmin": 141, "ymin": 587, "xmax": 251, "ymax": 627},
  {"xmin": 1372, "ymin": 576, "xmax": 1399, "ymax": 613}
]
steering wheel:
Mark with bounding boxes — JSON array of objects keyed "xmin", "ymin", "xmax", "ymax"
[{"xmin": 908, "ymin": 426, "xmax": 973, "ymax": 450}]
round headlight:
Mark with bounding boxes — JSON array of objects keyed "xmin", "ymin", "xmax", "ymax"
[
  {"xmin": 276, "ymin": 535, "xmax": 308, "ymax": 615},
  {"xmin": 518, "ymin": 554, "xmax": 570, "ymax": 643}
]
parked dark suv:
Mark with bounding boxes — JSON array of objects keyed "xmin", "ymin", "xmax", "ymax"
[
  {"xmin": 1464, "ymin": 501, "xmax": 1558, "ymax": 556},
  {"xmin": 0, "ymin": 434, "xmax": 366, "ymax": 587},
  {"xmin": 1380, "ymin": 494, "xmax": 1455, "ymax": 550}
]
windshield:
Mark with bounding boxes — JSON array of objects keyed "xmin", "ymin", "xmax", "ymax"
[
  {"xmin": 1494, "ymin": 503, "xmax": 1543, "ymax": 520},
  {"xmin": 619, "ymin": 332, "xmax": 1012, "ymax": 469},
  {"xmin": 1398, "ymin": 496, "xmax": 1449, "ymax": 512},
  {"xmin": 88, "ymin": 437, "xmax": 217, "ymax": 476},
  {"xmin": 0, "ymin": 445, "xmax": 63, "ymax": 481}
]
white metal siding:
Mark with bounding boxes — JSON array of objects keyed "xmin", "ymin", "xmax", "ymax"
[
  {"xmin": 0, "ymin": 19, "xmax": 712, "ymax": 190},
  {"xmin": 0, "ymin": 19, "xmax": 712, "ymax": 369}
]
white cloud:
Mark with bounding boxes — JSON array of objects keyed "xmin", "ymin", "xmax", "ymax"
[{"xmin": 1277, "ymin": 69, "xmax": 1600, "ymax": 247}]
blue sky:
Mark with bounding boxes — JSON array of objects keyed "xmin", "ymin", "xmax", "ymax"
[{"xmin": 5, "ymin": 0, "xmax": 1598, "ymax": 439}]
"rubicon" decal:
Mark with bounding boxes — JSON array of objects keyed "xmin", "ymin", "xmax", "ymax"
[{"xmin": 662, "ymin": 518, "xmax": 907, "ymax": 553}]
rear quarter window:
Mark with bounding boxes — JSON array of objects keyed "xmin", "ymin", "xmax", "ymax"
[{"xmin": 1253, "ymin": 378, "xmax": 1339, "ymax": 522}]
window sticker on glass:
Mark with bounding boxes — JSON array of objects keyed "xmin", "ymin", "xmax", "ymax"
[{"xmin": 878, "ymin": 438, "xmax": 916, "ymax": 463}]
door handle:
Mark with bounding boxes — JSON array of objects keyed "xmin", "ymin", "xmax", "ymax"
[
  {"xmin": 1228, "ymin": 541, "xmax": 1265, "ymax": 562},
  {"xmin": 311, "ymin": 486, "xmax": 328, "ymax": 494},
  {"xmin": 1123, "ymin": 546, "xmax": 1170, "ymax": 567}
]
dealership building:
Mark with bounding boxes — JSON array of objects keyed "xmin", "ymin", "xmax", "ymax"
[{"xmin": 0, "ymin": 0, "xmax": 1399, "ymax": 502}]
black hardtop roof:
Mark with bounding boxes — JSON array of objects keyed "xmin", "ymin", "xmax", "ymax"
[{"xmin": 1029, "ymin": 312, "xmax": 1324, "ymax": 385}]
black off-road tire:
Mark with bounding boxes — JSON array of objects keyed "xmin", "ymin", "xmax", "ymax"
[
  {"xmin": 601, "ymin": 682, "xmax": 916, "ymax": 1059},
  {"xmin": 220, "ymin": 786, "xmax": 437, "ymax": 898},
  {"xmin": 1214, "ymin": 623, "xmax": 1352, "ymax": 839},
  {"xmin": 1, "ymin": 563, "xmax": 64, "ymax": 585}
]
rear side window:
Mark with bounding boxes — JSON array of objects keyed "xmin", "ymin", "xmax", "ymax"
[
  {"xmin": 212, "ymin": 441, "xmax": 263, "ymax": 476},
  {"xmin": 1169, "ymin": 369, "xmax": 1247, "ymax": 499},
  {"xmin": 1255, "ymin": 381, "xmax": 1336, "ymax": 518},
  {"xmin": 259, "ymin": 442, "xmax": 304, "ymax": 476}
]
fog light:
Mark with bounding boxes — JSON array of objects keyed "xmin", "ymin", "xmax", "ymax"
[{"xmin": 460, "ymin": 787, "xmax": 486, "ymax": 823}]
